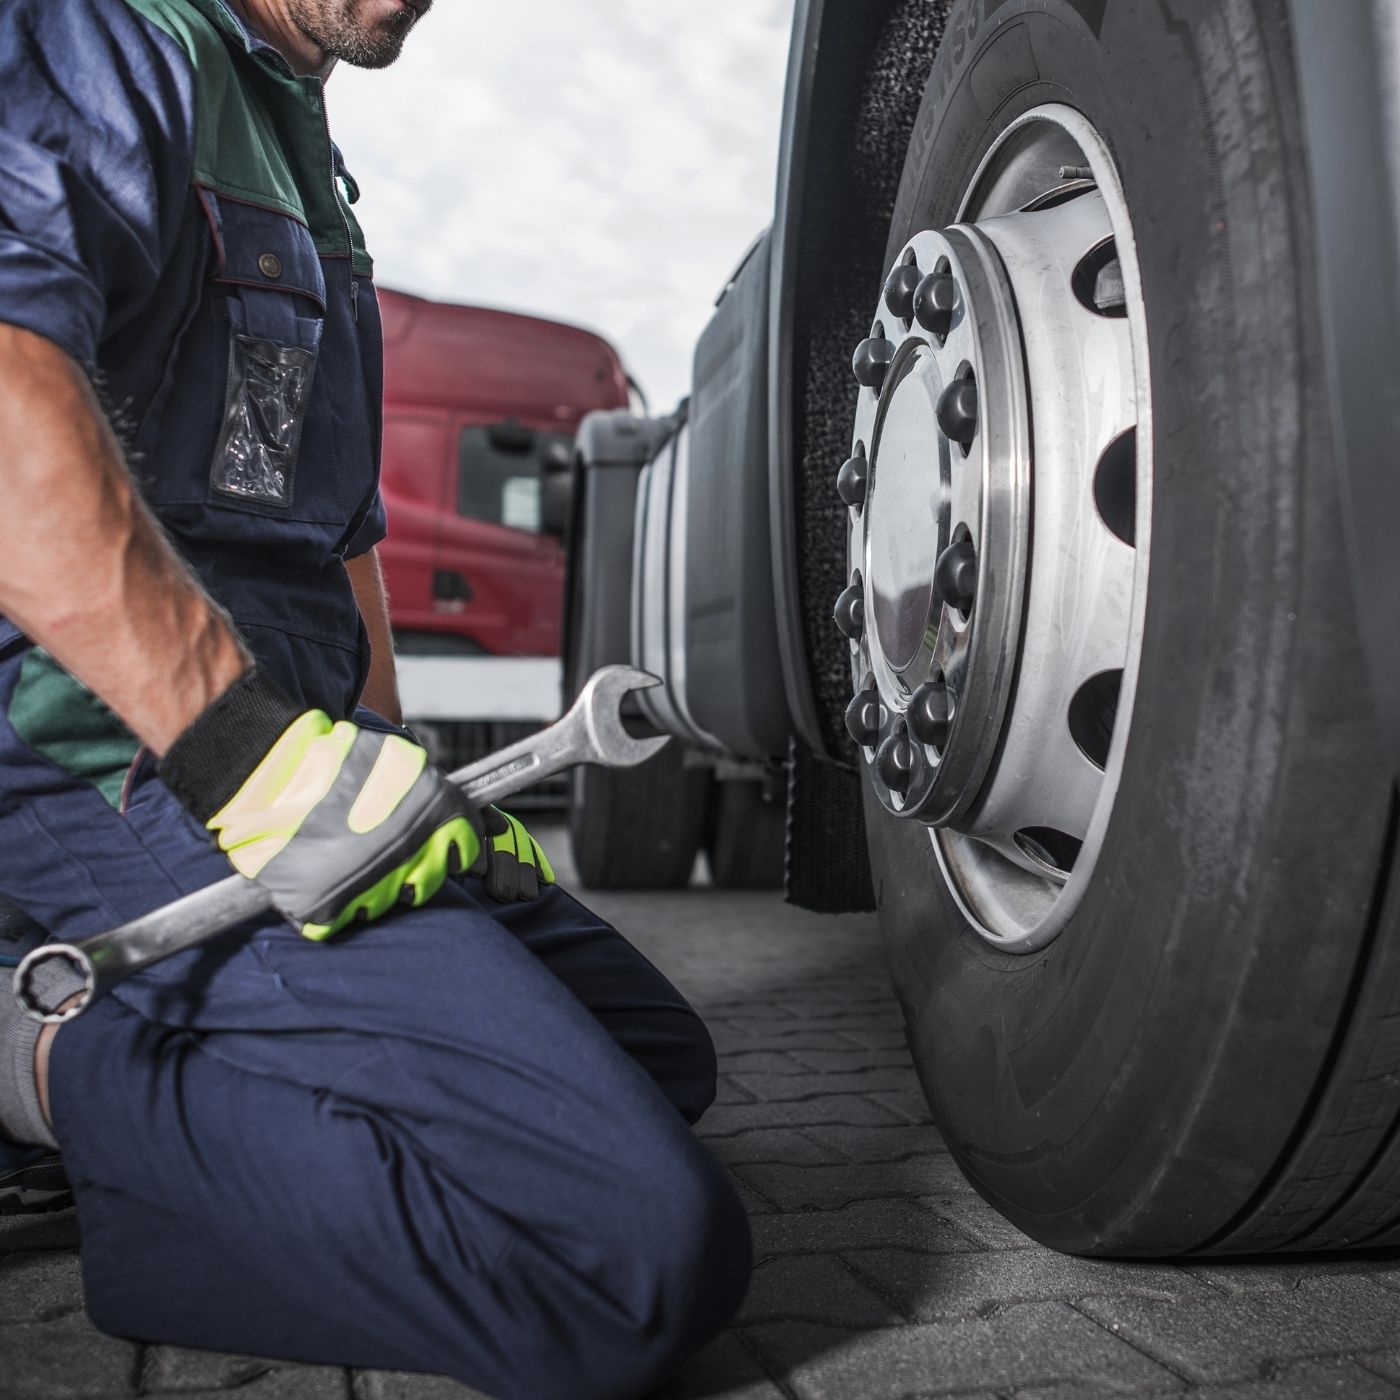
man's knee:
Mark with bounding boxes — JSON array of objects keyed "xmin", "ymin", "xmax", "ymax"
[{"xmin": 571, "ymin": 1135, "xmax": 752, "ymax": 1399}]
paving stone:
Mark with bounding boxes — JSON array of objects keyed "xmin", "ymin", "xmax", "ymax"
[
  {"xmin": 650, "ymin": 1331, "xmax": 785, "ymax": 1399},
  {"xmin": 1362, "ymin": 1347, "xmax": 1400, "ymax": 1384},
  {"xmin": 715, "ymin": 1051, "xmax": 816, "ymax": 1075},
  {"xmin": 355, "ymin": 1371, "xmax": 487, "ymax": 1399},
  {"xmin": 1182, "ymin": 1253, "xmax": 1400, "ymax": 1296},
  {"xmin": 787, "ymin": 1049, "xmax": 915, "ymax": 1074},
  {"xmin": 162, "ymin": 1369, "xmax": 349, "ymax": 1400},
  {"xmin": 698, "ymin": 1096, "xmax": 906, "ymax": 1136},
  {"xmin": 1016, "ymin": 1357, "xmax": 1400, "ymax": 1399},
  {"xmin": 865, "ymin": 1090, "xmax": 938, "ymax": 1125},
  {"xmin": 714, "ymin": 1077, "xmax": 758, "ymax": 1106},
  {"xmin": 721, "ymin": 1014, "xmax": 902, "ymax": 1038},
  {"xmin": 801, "ymin": 1125, "xmax": 949, "ymax": 1163},
  {"xmin": 832, "ymin": 1029, "xmax": 910, "ymax": 1052},
  {"xmin": 728, "ymin": 1069, "xmax": 920, "ymax": 1103},
  {"xmin": 1078, "ymin": 1276, "xmax": 1400, "ymax": 1385},
  {"xmin": 142, "ymin": 1347, "xmax": 284, "ymax": 1392},
  {"xmin": 0, "ymin": 1209, "xmax": 80, "ymax": 1254},
  {"xmin": 846, "ymin": 1248, "xmax": 1204, "ymax": 1322},
  {"xmin": 0, "ymin": 1315, "xmax": 139, "ymax": 1398},
  {"xmin": 0, "ymin": 1251, "xmax": 85, "ymax": 1323},
  {"xmin": 731, "ymin": 1178, "xmax": 780, "ymax": 1216},
  {"xmin": 736, "ymin": 1255, "xmax": 905, "ymax": 1327},
  {"xmin": 746, "ymin": 1301, "xmax": 1182, "ymax": 1398},
  {"xmin": 920, "ymin": 1193, "xmax": 1040, "ymax": 1251},
  {"xmin": 735, "ymin": 1156, "xmax": 976, "ymax": 1212},
  {"xmin": 704, "ymin": 1130, "xmax": 846, "ymax": 1169},
  {"xmin": 711, "ymin": 1031, "xmax": 873, "ymax": 1055},
  {"xmin": 749, "ymin": 1200, "xmax": 979, "ymax": 1259}
]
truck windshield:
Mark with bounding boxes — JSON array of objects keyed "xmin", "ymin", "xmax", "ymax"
[{"xmin": 458, "ymin": 424, "xmax": 573, "ymax": 534}]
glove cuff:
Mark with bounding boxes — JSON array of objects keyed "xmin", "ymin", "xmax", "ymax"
[{"xmin": 158, "ymin": 667, "xmax": 305, "ymax": 824}]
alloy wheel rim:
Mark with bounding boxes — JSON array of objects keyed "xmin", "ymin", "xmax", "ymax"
[{"xmin": 840, "ymin": 104, "xmax": 1154, "ymax": 953}]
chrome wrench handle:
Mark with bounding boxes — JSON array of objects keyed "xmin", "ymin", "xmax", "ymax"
[{"xmin": 15, "ymin": 666, "xmax": 665, "ymax": 1023}]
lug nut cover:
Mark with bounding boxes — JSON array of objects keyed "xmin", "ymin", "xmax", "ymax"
[
  {"xmin": 936, "ymin": 378, "xmax": 979, "ymax": 445},
  {"xmin": 837, "ymin": 450, "xmax": 869, "ymax": 508},
  {"xmin": 913, "ymin": 272, "xmax": 956, "ymax": 338},
  {"xmin": 883, "ymin": 263, "xmax": 922, "ymax": 320},
  {"xmin": 908, "ymin": 678, "xmax": 951, "ymax": 749},
  {"xmin": 833, "ymin": 582, "xmax": 865, "ymax": 642},
  {"xmin": 875, "ymin": 730, "xmax": 914, "ymax": 794},
  {"xmin": 844, "ymin": 687, "xmax": 882, "ymax": 747},
  {"xmin": 935, "ymin": 539, "xmax": 978, "ymax": 612},
  {"xmin": 852, "ymin": 337, "xmax": 895, "ymax": 391}
]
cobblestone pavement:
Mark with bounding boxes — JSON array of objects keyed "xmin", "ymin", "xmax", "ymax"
[{"xmin": 4, "ymin": 825, "xmax": 1400, "ymax": 1399}]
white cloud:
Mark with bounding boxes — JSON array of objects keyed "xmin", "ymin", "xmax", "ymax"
[{"xmin": 329, "ymin": 1, "xmax": 796, "ymax": 409}]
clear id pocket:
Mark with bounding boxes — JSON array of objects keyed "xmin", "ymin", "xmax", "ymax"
[{"xmin": 211, "ymin": 328, "xmax": 319, "ymax": 508}]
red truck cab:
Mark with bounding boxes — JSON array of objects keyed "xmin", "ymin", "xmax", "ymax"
[{"xmin": 377, "ymin": 288, "xmax": 631, "ymax": 661}]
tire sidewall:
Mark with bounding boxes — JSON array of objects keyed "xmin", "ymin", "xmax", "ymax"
[{"xmin": 864, "ymin": 0, "xmax": 1388, "ymax": 1251}]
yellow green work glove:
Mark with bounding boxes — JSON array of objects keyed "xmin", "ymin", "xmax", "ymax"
[
  {"xmin": 481, "ymin": 808, "xmax": 556, "ymax": 903},
  {"xmin": 159, "ymin": 668, "xmax": 485, "ymax": 940}
]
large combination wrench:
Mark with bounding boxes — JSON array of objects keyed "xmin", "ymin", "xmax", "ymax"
[{"xmin": 12, "ymin": 666, "xmax": 666, "ymax": 1024}]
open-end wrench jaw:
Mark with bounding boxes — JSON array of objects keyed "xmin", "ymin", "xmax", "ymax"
[{"xmin": 576, "ymin": 666, "xmax": 669, "ymax": 769}]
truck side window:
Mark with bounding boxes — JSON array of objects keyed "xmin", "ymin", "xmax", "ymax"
[{"xmin": 458, "ymin": 423, "xmax": 573, "ymax": 534}]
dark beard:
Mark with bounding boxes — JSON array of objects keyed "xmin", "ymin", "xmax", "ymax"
[{"xmin": 287, "ymin": 0, "xmax": 419, "ymax": 70}]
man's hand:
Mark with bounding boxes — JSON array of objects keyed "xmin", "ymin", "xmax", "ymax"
[
  {"xmin": 160, "ymin": 669, "xmax": 484, "ymax": 939},
  {"xmin": 481, "ymin": 810, "xmax": 556, "ymax": 903}
]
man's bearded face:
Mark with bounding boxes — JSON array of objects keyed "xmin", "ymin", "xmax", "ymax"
[{"xmin": 287, "ymin": 0, "xmax": 431, "ymax": 69}]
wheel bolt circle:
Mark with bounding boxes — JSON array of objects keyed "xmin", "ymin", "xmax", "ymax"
[
  {"xmin": 833, "ymin": 581, "xmax": 865, "ymax": 642},
  {"xmin": 913, "ymin": 272, "xmax": 957, "ymax": 337},
  {"xmin": 936, "ymin": 539, "xmax": 978, "ymax": 612},
  {"xmin": 852, "ymin": 337, "xmax": 895, "ymax": 392},
  {"xmin": 875, "ymin": 727, "xmax": 914, "ymax": 795},
  {"xmin": 883, "ymin": 263, "xmax": 922, "ymax": 320},
  {"xmin": 936, "ymin": 378, "xmax": 979, "ymax": 445},
  {"xmin": 836, "ymin": 450, "xmax": 869, "ymax": 508},
  {"xmin": 844, "ymin": 686, "xmax": 882, "ymax": 747},
  {"xmin": 908, "ymin": 677, "xmax": 950, "ymax": 748}
]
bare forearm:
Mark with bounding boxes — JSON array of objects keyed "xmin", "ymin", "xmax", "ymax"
[
  {"xmin": 0, "ymin": 326, "xmax": 246, "ymax": 754},
  {"xmin": 347, "ymin": 546, "xmax": 402, "ymax": 725}
]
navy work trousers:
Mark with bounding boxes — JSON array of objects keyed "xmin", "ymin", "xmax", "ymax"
[{"xmin": 0, "ymin": 717, "xmax": 751, "ymax": 1399}]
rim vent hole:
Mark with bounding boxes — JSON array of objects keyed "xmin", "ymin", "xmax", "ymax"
[
  {"xmin": 1072, "ymin": 239, "xmax": 1128, "ymax": 317},
  {"xmin": 1094, "ymin": 428, "xmax": 1136, "ymax": 546},
  {"xmin": 1014, "ymin": 828, "xmax": 1083, "ymax": 875},
  {"xmin": 1068, "ymin": 670, "xmax": 1123, "ymax": 772}
]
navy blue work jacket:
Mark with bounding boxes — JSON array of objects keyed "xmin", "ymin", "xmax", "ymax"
[{"xmin": 0, "ymin": 0, "xmax": 388, "ymax": 719}]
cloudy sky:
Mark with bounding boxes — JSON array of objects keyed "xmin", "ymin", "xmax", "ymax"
[{"xmin": 331, "ymin": 1, "xmax": 797, "ymax": 410}]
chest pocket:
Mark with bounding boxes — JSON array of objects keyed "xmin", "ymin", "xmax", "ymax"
[{"xmin": 205, "ymin": 193, "xmax": 327, "ymax": 513}]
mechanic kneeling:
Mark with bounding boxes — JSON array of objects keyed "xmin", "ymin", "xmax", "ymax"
[{"xmin": 0, "ymin": 1, "xmax": 751, "ymax": 1396}]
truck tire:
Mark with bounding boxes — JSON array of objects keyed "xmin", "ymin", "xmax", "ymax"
[
  {"xmin": 705, "ymin": 778, "xmax": 787, "ymax": 890},
  {"xmin": 570, "ymin": 757, "xmax": 708, "ymax": 889},
  {"xmin": 843, "ymin": 0, "xmax": 1399, "ymax": 1255}
]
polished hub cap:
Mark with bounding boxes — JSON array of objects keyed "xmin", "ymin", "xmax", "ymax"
[{"xmin": 839, "ymin": 104, "xmax": 1152, "ymax": 952}]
